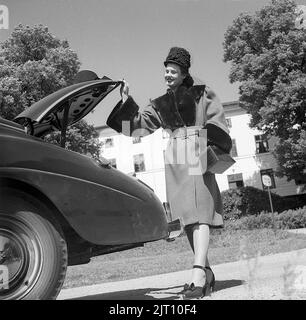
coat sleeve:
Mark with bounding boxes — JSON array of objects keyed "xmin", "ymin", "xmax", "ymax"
[
  {"xmin": 203, "ymin": 86, "xmax": 232, "ymax": 153},
  {"xmin": 106, "ymin": 96, "xmax": 162, "ymax": 137}
]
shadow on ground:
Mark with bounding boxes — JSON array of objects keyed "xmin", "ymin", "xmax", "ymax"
[{"xmin": 66, "ymin": 279, "xmax": 244, "ymax": 300}]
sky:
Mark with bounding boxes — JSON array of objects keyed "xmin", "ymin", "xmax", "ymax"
[{"xmin": 1, "ymin": 0, "xmax": 306, "ymax": 126}]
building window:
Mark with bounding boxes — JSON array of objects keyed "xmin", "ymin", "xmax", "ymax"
[
  {"xmin": 226, "ymin": 118, "xmax": 232, "ymax": 128},
  {"xmin": 255, "ymin": 135, "xmax": 269, "ymax": 154},
  {"xmin": 231, "ymin": 139, "xmax": 238, "ymax": 157},
  {"xmin": 133, "ymin": 154, "xmax": 146, "ymax": 172},
  {"xmin": 104, "ymin": 138, "xmax": 114, "ymax": 148},
  {"xmin": 132, "ymin": 136, "xmax": 142, "ymax": 144},
  {"xmin": 109, "ymin": 158, "xmax": 117, "ymax": 169},
  {"xmin": 227, "ymin": 173, "xmax": 244, "ymax": 189},
  {"xmin": 260, "ymin": 169, "xmax": 276, "ymax": 189}
]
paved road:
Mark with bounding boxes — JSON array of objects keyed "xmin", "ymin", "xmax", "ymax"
[{"xmin": 58, "ymin": 247, "xmax": 306, "ymax": 300}]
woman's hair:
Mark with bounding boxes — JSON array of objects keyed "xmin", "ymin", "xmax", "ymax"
[{"xmin": 180, "ymin": 66, "xmax": 194, "ymax": 88}]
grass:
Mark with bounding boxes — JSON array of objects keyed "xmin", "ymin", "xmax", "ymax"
[{"xmin": 62, "ymin": 228, "xmax": 306, "ymax": 289}]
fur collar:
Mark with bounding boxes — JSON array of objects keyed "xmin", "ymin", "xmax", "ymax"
[{"xmin": 152, "ymin": 84, "xmax": 206, "ymax": 129}]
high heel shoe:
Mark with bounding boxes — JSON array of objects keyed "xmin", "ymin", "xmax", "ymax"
[
  {"xmin": 180, "ymin": 265, "xmax": 203, "ymax": 294},
  {"xmin": 205, "ymin": 266, "xmax": 216, "ymax": 293},
  {"xmin": 180, "ymin": 282, "xmax": 191, "ymax": 294},
  {"xmin": 183, "ymin": 265, "xmax": 215, "ymax": 299}
]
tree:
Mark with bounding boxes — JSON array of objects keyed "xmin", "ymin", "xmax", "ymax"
[
  {"xmin": 223, "ymin": 0, "xmax": 306, "ymax": 183},
  {"xmin": 44, "ymin": 120, "xmax": 102, "ymax": 160},
  {"xmin": 0, "ymin": 24, "xmax": 102, "ymax": 158}
]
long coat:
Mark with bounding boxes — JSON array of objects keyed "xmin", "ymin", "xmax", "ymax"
[{"xmin": 106, "ymin": 78, "xmax": 232, "ymax": 228}]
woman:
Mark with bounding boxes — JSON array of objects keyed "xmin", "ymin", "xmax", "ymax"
[{"xmin": 107, "ymin": 47, "xmax": 232, "ymax": 299}]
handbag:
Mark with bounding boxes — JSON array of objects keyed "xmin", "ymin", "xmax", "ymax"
[{"xmin": 201, "ymin": 144, "xmax": 236, "ymax": 174}]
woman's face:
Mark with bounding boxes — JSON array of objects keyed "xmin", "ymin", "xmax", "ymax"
[{"xmin": 164, "ymin": 63, "xmax": 186, "ymax": 90}]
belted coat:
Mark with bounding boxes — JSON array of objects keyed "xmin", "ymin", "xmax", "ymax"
[{"xmin": 106, "ymin": 78, "xmax": 232, "ymax": 228}]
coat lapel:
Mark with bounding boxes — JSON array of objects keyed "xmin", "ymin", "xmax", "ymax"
[
  {"xmin": 152, "ymin": 93, "xmax": 183, "ymax": 129},
  {"xmin": 152, "ymin": 84, "xmax": 206, "ymax": 129}
]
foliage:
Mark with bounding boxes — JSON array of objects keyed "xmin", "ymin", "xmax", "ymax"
[
  {"xmin": 276, "ymin": 206, "xmax": 306, "ymax": 229},
  {"xmin": 273, "ymin": 130, "xmax": 306, "ymax": 184},
  {"xmin": 225, "ymin": 206, "xmax": 306, "ymax": 230},
  {"xmin": 0, "ymin": 24, "xmax": 102, "ymax": 158},
  {"xmin": 223, "ymin": 0, "xmax": 306, "ymax": 182},
  {"xmin": 0, "ymin": 24, "xmax": 80, "ymax": 120},
  {"xmin": 44, "ymin": 120, "xmax": 102, "ymax": 159},
  {"xmin": 221, "ymin": 186, "xmax": 302, "ymax": 220}
]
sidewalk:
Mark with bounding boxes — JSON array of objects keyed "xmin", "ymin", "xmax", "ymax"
[
  {"xmin": 58, "ymin": 248, "xmax": 306, "ymax": 300},
  {"xmin": 287, "ymin": 228, "xmax": 306, "ymax": 235}
]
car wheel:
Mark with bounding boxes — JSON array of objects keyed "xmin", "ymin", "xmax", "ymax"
[{"xmin": 0, "ymin": 209, "xmax": 67, "ymax": 300}]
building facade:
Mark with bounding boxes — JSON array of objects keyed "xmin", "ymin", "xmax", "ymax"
[{"xmin": 96, "ymin": 101, "xmax": 305, "ymax": 203}]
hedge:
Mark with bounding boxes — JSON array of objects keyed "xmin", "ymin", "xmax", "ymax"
[
  {"xmin": 221, "ymin": 186, "xmax": 303, "ymax": 220},
  {"xmin": 224, "ymin": 206, "xmax": 306, "ymax": 230}
]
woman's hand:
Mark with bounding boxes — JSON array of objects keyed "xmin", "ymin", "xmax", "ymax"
[{"xmin": 120, "ymin": 79, "xmax": 129, "ymax": 102}]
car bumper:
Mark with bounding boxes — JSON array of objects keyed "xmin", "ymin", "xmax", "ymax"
[{"xmin": 165, "ymin": 218, "xmax": 184, "ymax": 242}]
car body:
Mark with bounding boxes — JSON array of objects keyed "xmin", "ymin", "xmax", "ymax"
[{"xmin": 0, "ymin": 76, "xmax": 177, "ymax": 300}]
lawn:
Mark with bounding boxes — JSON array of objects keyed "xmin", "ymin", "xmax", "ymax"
[{"xmin": 62, "ymin": 228, "xmax": 306, "ymax": 289}]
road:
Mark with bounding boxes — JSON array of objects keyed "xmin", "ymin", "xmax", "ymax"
[{"xmin": 58, "ymin": 246, "xmax": 306, "ymax": 300}]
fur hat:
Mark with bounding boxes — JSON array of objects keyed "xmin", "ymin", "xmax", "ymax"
[{"xmin": 164, "ymin": 47, "xmax": 191, "ymax": 71}]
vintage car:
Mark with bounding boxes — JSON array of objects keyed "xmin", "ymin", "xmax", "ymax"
[{"xmin": 0, "ymin": 73, "xmax": 179, "ymax": 300}]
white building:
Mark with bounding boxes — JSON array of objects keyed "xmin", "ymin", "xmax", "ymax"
[{"xmin": 96, "ymin": 101, "xmax": 305, "ymax": 203}]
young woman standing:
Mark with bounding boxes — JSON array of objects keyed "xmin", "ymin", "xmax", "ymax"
[{"xmin": 107, "ymin": 47, "xmax": 232, "ymax": 299}]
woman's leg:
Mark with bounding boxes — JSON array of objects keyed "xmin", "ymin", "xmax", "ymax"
[
  {"xmin": 185, "ymin": 224, "xmax": 194, "ymax": 252},
  {"xmin": 190, "ymin": 223, "xmax": 210, "ymax": 286},
  {"xmin": 185, "ymin": 224, "xmax": 210, "ymax": 267}
]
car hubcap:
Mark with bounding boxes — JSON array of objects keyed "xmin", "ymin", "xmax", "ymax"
[{"xmin": 0, "ymin": 214, "xmax": 43, "ymax": 300}]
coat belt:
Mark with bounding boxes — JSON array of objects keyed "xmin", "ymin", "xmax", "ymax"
[{"xmin": 169, "ymin": 126, "xmax": 204, "ymax": 139}]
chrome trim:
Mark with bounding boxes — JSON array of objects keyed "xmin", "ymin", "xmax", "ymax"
[
  {"xmin": 165, "ymin": 219, "xmax": 183, "ymax": 242},
  {"xmin": 0, "ymin": 122, "xmax": 25, "ymax": 133},
  {"xmin": 0, "ymin": 167, "xmax": 143, "ymax": 202}
]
